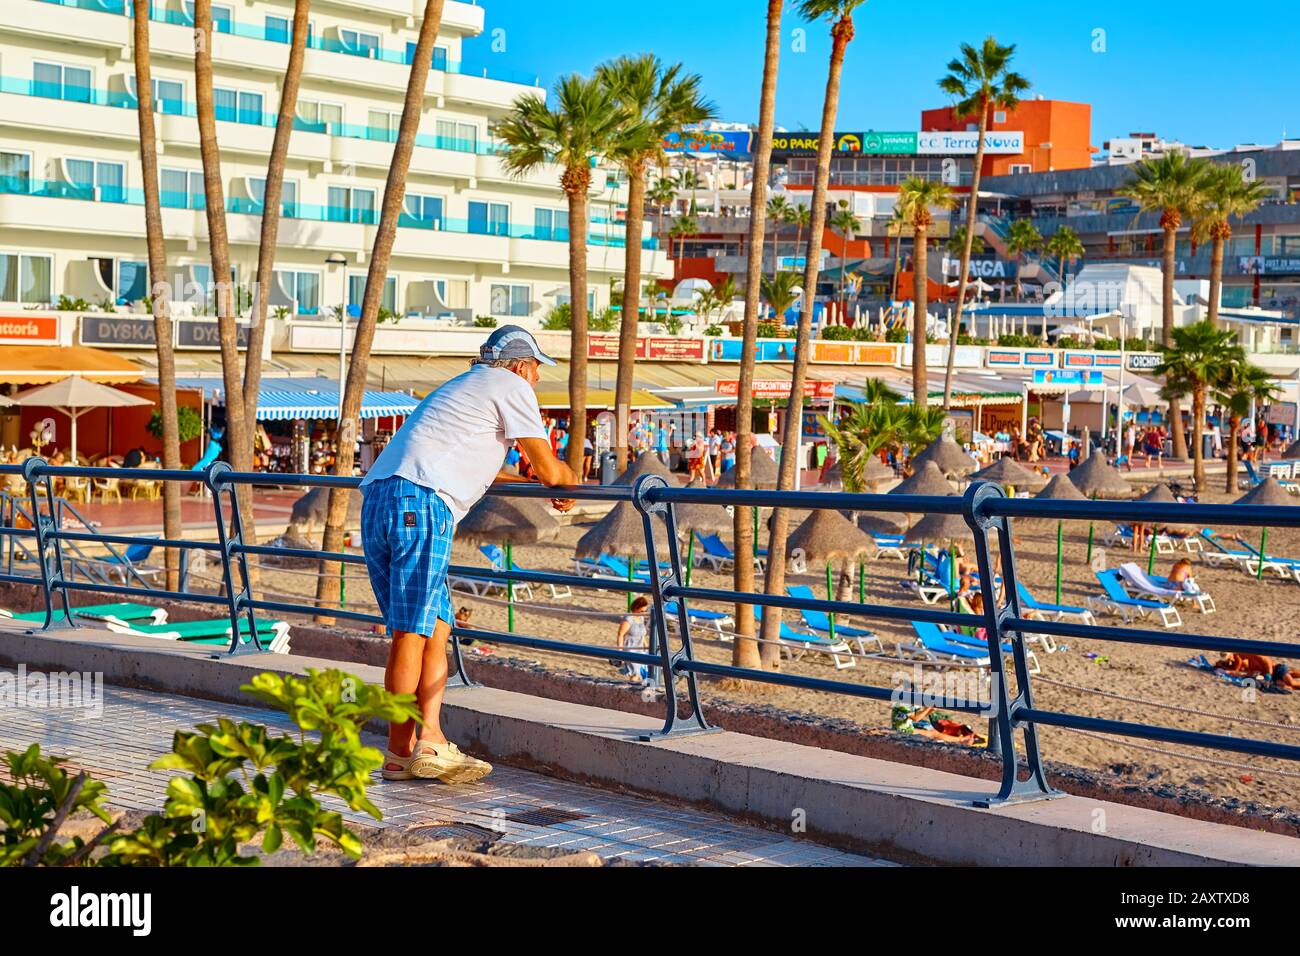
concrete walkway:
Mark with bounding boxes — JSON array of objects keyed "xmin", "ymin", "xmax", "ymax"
[{"xmin": 0, "ymin": 670, "xmax": 892, "ymax": 867}]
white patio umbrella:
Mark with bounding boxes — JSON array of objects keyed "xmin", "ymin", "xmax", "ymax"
[
  {"xmin": 1122, "ymin": 380, "xmax": 1164, "ymax": 407},
  {"xmin": 11, "ymin": 376, "xmax": 153, "ymax": 463}
]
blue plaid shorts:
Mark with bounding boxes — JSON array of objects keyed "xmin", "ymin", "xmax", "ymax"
[{"xmin": 360, "ymin": 476, "xmax": 455, "ymax": 637}]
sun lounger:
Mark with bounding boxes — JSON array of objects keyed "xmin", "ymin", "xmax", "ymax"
[
  {"xmin": 944, "ymin": 624, "xmax": 1040, "ymax": 675},
  {"xmin": 104, "ymin": 616, "xmax": 291, "ymax": 653},
  {"xmin": 572, "ymin": 554, "xmax": 653, "ymax": 583},
  {"xmin": 663, "ymin": 600, "xmax": 733, "ymax": 634},
  {"xmin": 1244, "ymin": 460, "xmax": 1300, "ymax": 493},
  {"xmin": 1118, "ymin": 562, "xmax": 1215, "ymax": 614},
  {"xmin": 751, "ymin": 605, "xmax": 854, "ymax": 669},
  {"xmin": 1086, "ymin": 569, "xmax": 1181, "ymax": 628},
  {"xmin": 693, "ymin": 532, "xmax": 765, "ymax": 574},
  {"xmin": 1104, "ymin": 524, "xmax": 1175, "ymax": 554},
  {"xmin": 1198, "ymin": 529, "xmax": 1256, "ymax": 570},
  {"xmin": 868, "ymin": 531, "xmax": 907, "ymax": 562},
  {"xmin": 897, "ymin": 621, "xmax": 990, "ymax": 667},
  {"xmin": 478, "ymin": 544, "xmax": 571, "ymax": 600},
  {"xmin": 0, "ymin": 601, "xmax": 167, "ymax": 626},
  {"xmin": 786, "ymin": 585, "xmax": 882, "ymax": 656}
]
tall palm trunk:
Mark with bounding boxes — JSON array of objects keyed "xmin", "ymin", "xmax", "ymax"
[
  {"xmin": 314, "ymin": 0, "xmax": 446, "ymax": 618},
  {"xmin": 1225, "ymin": 414, "xmax": 1241, "ymax": 494},
  {"xmin": 1192, "ymin": 385, "xmax": 1206, "ymax": 493},
  {"xmin": 132, "ymin": 0, "xmax": 182, "ymax": 591},
  {"xmin": 890, "ymin": 231, "xmax": 903, "ymax": 304},
  {"xmin": 943, "ymin": 103, "xmax": 987, "ymax": 409},
  {"xmin": 758, "ymin": 11, "xmax": 853, "ymax": 670},
  {"xmin": 613, "ymin": 158, "xmax": 647, "ymax": 471},
  {"xmin": 563, "ymin": 167, "xmax": 592, "ymax": 476},
  {"xmin": 194, "ymin": 0, "xmax": 256, "ymax": 549},
  {"xmin": 244, "ymin": 0, "xmax": 309, "ymax": 418},
  {"xmin": 1160, "ymin": 219, "xmax": 1188, "ymax": 460},
  {"xmin": 1207, "ymin": 228, "xmax": 1227, "ymax": 328},
  {"xmin": 731, "ymin": 0, "xmax": 783, "ymax": 670},
  {"xmin": 912, "ymin": 225, "xmax": 930, "ymax": 404}
]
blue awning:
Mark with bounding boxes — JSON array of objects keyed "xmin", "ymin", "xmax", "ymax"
[{"xmin": 166, "ymin": 376, "xmax": 418, "ymax": 421}]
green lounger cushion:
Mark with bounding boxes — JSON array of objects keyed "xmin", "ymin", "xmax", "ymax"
[
  {"xmin": 128, "ymin": 618, "xmax": 284, "ymax": 639},
  {"xmin": 5, "ymin": 602, "xmax": 161, "ymax": 623}
]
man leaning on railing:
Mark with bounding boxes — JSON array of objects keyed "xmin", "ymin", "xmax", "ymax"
[{"xmin": 358, "ymin": 325, "xmax": 577, "ymax": 785}]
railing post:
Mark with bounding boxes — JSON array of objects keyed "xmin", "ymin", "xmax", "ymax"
[
  {"xmin": 204, "ymin": 462, "xmax": 264, "ymax": 655},
  {"xmin": 631, "ymin": 474, "xmax": 713, "ymax": 739},
  {"xmin": 963, "ymin": 480, "xmax": 1063, "ymax": 807},
  {"xmin": 22, "ymin": 457, "xmax": 71, "ymax": 630}
]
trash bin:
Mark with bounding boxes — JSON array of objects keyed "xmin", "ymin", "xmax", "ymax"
[
  {"xmin": 1201, "ymin": 433, "xmax": 1215, "ymax": 460},
  {"xmin": 599, "ymin": 450, "xmax": 617, "ymax": 485}
]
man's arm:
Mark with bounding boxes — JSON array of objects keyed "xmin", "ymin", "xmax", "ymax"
[{"xmin": 516, "ymin": 436, "xmax": 578, "ymax": 488}]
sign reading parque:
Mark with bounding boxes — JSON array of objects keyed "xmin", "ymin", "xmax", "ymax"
[{"xmin": 770, "ymin": 130, "xmax": 1024, "ymax": 159}]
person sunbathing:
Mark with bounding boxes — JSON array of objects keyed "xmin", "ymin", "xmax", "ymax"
[
  {"xmin": 1214, "ymin": 652, "xmax": 1276, "ymax": 680},
  {"xmin": 1167, "ymin": 558, "xmax": 1200, "ymax": 593}
]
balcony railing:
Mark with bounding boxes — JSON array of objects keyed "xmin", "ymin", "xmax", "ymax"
[{"xmin": 32, "ymin": 0, "xmax": 543, "ymax": 88}]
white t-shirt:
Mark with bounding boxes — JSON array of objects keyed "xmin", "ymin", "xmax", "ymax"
[{"xmin": 360, "ymin": 364, "xmax": 548, "ymax": 523}]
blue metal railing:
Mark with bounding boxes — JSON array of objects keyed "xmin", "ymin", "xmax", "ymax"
[{"xmin": 3, "ymin": 458, "xmax": 1300, "ymax": 807}]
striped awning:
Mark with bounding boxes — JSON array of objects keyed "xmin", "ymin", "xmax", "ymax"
[{"xmin": 189, "ymin": 376, "xmax": 419, "ymax": 421}]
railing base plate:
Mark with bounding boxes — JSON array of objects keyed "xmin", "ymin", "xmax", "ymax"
[
  {"xmin": 972, "ymin": 788, "xmax": 1068, "ymax": 810},
  {"xmin": 636, "ymin": 725, "xmax": 723, "ymax": 743}
]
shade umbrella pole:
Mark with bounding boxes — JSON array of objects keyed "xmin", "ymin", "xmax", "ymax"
[
  {"xmin": 858, "ymin": 561, "xmax": 865, "ymax": 604},
  {"xmin": 686, "ymin": 530, "xmax": 694, "ymax": 588},
  {"xmin": 1147, "ymin": 531, "xmax": 1157, "ymax": 576},
  {"xmin": 1055, "ymin": 521, "xmax": 1063, "ymax": 605},
  {"xmin": 1259, "ymin": 528, "xmax": 1268, "ymax": 580},
  {"xmin": 1085, "ymin": 520, "xmax": 1094, "ymax": 563},
  {"xmin": 506, "ymin": 541, "xmax": 515, "ymax": 633},
  {"xmin": 826, "ymin": 559, "xmax": 835, "ymax": 642},
  {"xmin": 627, "ymin": 553, "xmax": 634, "ymax": 612}
]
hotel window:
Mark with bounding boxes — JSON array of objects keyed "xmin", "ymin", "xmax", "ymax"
[
  {"xmin": 128, "ymin": 76, "xmax": 185, "ymax": 115},
  {"xmin": 467, "ymin": 200, "xmax": 508, "ymax": 236},
  {"xmin": 327, "ymin": 186, "xmax": 376, "ymax": 224},
  {"xmin": 266, "ymin": 15, "xmax": 312, "ymax": 45},
  {"xmin": 0, "ymin": 253, "xmax": 53, "ymax": 304},
  {"xmin": 33, "ymin": 62, "xmax": 92, "ymax": 103},
  {"xmin": 340, "ymin": 28, "xmax": 382, "ymax": 58},
  {"xmin": 994, "ymin": 110, "xmax": 1007, "ymax": 123},
  {"xmin": 296, "ymin": 99, "xmax": 343, "ymax": 133},
  {"xmin": 160, "ymin": 168, "xmax": 205, "ymax": 209},
  {"xmin": 271, "ymin": 270, "xmax": 321, "ymax": 316},
  {"xmin": 1009, "ymin": 163, "xmax": 1032, "ymax": 175},
  {"xmin": 348, "ymin": 274, "xmax": 397, "ymax": 313},
  {"xmin": 118, "ymin": 260, "xmax": 148, "ymax": 305},
  {"xmin": 402, "ymin": 193, "xmax": 444, "ymax": 229},
  {"xmin": 490, "ymin": 283, "xmax": 530, "ymax": 317},
  {"xmin": 65, "ymin": 159, "xmax": 125, "ymax": 203},
  {"xmin": 367, "ymin": 110, "xmax": 401, "ymax": 142},
  {"xmin": 183, "ymin": 1, "xmax": 233, "ymax": 32},
  {"xmin": 433, "ymin": 278, "xmax": 468, "ymax": 309},
  {"xmin": 0, "ymin": 152, "xmax": 31, "ymax": 193},
  {"xmin": 408, "ymin": 42, "xmax": 449, "ymax": 69},
  {"xmin": 214, "ymin": 87, "xmax": 265, "ymax": 125},
  {"xmin": 250, "ymin": 177, "xmax": 299, "ymax": 217},
  {"xmin": 533, "ymin": 208, "xmax": 568, "ymax": 241},
  {"xmin": 555, "ymin": 289, "xmax": 595, "ymax": 310},
  {"xmin": 435, "ymin": 120, "xmax": 478, "ymax": 153}
]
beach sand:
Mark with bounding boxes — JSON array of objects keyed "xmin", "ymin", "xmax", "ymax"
[{"xmin": 235, "ymin": 480, "xmax": 1300, "ymax": 811}]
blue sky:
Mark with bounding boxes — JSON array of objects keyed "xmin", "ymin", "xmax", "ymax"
[{"xmin": 463, "ymin": 0, "xmax": 1300, "ymax": 150}]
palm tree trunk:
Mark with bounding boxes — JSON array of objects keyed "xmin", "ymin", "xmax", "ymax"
[
  {"xmin": 194, "ymin": 0, "xmax": 256, "ymax": 558},
  {"xmin": 1161, "ymin": 224, "xmax": 1188, "ymax": 460},
  {"xmin": 943, "ymin": 103, "xmax": 986, "ymax": 409},
  {"xmin": 244, "ymin": 0, "xmax": 309, "ymax": 417},
  {"xmin": 1192, "ymin": 386, "xmax": 1206, "ymax": 494},
  {"xmin": 1208, "ymin": 233, "xmax": 1225, "ymax": 328},
  {"xmin": 912, "ymin": 226, "xmax": 929, "ymax": 404},
  {"xmin": 132, "ymin": 0, "xmax": 182, "ymax": 591},
  {"xmin": 612, "ymin": 158, "xmax": 647, "ymax": 472},
  {"xmin": 758, "ymin": 12, "xmax": 852, "ymax": 671},
  {"xmin": 314, "ymin": 0, "xmax": 446, "ymax": 619},
  {"xmin": 890, "ymin": 231, "xmax": 902, "ymax": 304},
  {"xmin": 731, "ymin": 0, "xmax": 783, "ymax": 671},
  {"xmin": 1225, "ymin": 415, "xmax": 1240, "ymax": 493},
  {"xmin": 564, "ymin": 177, "xmax": 591, "ymax": 477}
]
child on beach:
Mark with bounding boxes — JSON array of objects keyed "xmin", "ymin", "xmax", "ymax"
[{"xmin": 614, "ymin": 596, "xmax": 653, "ymax": 686}]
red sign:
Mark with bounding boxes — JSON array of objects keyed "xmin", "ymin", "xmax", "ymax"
[
  {"xmin": 587, "ymin": 336, "xmax": 705, "ymax": 361},
  {"xmin": 715, "ymin": 379, "xmax": 835, "ymax": 401},
  {"xmin": 0, "ymin": 315, "xmax": 59, "ymax": 344}
]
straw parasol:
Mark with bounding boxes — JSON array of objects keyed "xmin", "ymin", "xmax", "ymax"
[
  {"xmin": 457, "ymin": 495, "xmax": 560, "ymax": 546},
  {"xmin": 672, "ymin": 478, "xmax": 733, "ymax": 537},
  {"xmin": 1067, "ymin": 453, "xmax": 1133, "ymax": 498},
  {"xmin": 614, "ymin": 451, "xmax": 675, "ymax": 486},
  {"xmin": 911, "ymin": 435, "xmax": 976, "ymax": 477},
  {"xmin": 904, "ymin": 510, "xmax": 974, "ymax": 545},
  {"xmin": 890, "ymin": 460, "xmax": 956, "ymax": 498},
  {"xmin": 1016, "ymin": 473, "xmax": 1086, "ymax": 530},
  {"xmin": 1135, "ymin": 482, "xmax": 1193, "ymax": 531},
  {"xmin": 786, "ymin": 508, "xmax": 875, "ymax": 563},
  {"xmin": 575, "ymin": 500, "xmax": 647, "ymax": 558},
  {"xmin": 969, "ymin": 456, "xmax": 1047, "ymax": 491},
  {"xmin": 1235, "ymin": 477, "xmax": 1297, "ymax": 507},
  {"xmin": 857, "ymin": 508, "xmax": 909, "ymax": 535},
  {"xmin": 824, "ymin": 455, "xmax": 894, "ymax": 490},
  {"xmin": 715, "ymin": 447, "xmax": 779, "ymax": 489}
]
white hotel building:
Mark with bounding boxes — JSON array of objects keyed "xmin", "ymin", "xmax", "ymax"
[{"xmin": 0, "ymin": 0, "xmax": 665, "ymax": 333}]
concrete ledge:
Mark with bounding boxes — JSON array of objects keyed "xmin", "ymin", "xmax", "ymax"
[{"xmin": 2, "ymin": 624, "xmax": 1298, "ymax": 865}]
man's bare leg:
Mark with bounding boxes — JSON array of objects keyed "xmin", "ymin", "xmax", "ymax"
[
  {"xmin": 385, "ymin": 618, "xmax": 452, "ymax": 758},
  {"xmin": 416, "ymin": 617, "xmax": 451, "ymax": 746}
]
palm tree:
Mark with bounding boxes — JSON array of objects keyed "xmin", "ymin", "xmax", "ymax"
[
  {"xmin": 1215, "ymin": 361, "xmax": 1278, "ymax": 493},
  {"xmin": 760, "ymin": 270, "xmax": 803, "ymax": 320},
  {"xmin": 1004, "ymin": 218, "xmax": 1043, "ymax": 304},
  {"xmin": 315, "ymin": 0, "xmax": 447, "ymax": 616},
  {"xmin": 946, "ymin": 225, "xmax": 986, "ymax": 259},
  {"xmin": 1044, "ymin": 226, "xmax": 1084, "ymax": 286},
  {"xmin": 648, "ymin": 175, "xmax": 680, "ymax": 222},
  {"xmin": 784, "ymin": 201, "xmax": 811, "ymax": 263},
  {"xmin": 243, "ymin": 0, "xmax": 310, "ymax": 428},
  {"xmin": 193, "ymin": 1, "xmax": 254, "ymax": 513},
  {"xmin": 830, "ymin": 202, "xmax": 860, "ymax": 321},
  {"xmin": 1194, "ymin": 163, "xmax": 1270, "ymax": 328},
  {"xmin": 732, "ymin": 0, "xmax": 786, "ymax": 671},
  {"xmin": 896, "ymin": 177, "xmax": 956, "ymax": 406},
  {"xmin": 759, "ymin": 0, "xmax": 866, "ymax": 670},
  {"xmin": 496, "ymin": 74, "xmax": 633, "ymax": 475},
  {"xmin": 131, "ymin": 0, "xmax": 182, "ymax": 590},
  {"xmin": 1157, "ymin": 321, "xmax": 1244, "ymax": 494},
  {"xmin": 938, "ymin": 37, "xmax": 1030, "ymax": 410},
  {"xmin": 599, "ymin": 56, "xmax": 715, "ymax": 471},
  {"xmin": 766, "ymin": 194, "xmax": 791, "ymax": 265},
  {"xmin": 887, "ymin": 203, "xmax": 908, "ymax": 304},
  {"xmin": 1118, "ymin": 151, "xmax": 1211, "ymax": 462},
  {"xmin": 668, "ymin": 213, "xmax": 700, "ymax": 275}
]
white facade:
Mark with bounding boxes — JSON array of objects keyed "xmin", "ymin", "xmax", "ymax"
[{"xmin": 0, "ymin": 0, "xmax": 666, "ymax": 328}]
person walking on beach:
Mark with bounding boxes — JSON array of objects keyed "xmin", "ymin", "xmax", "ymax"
[{"xmin": 361, "ymin": 326, "xmax": 578, "ymax": 784}]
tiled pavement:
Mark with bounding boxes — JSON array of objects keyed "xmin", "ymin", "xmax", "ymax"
[{"xmin": 0, "ymin": 672, "xmax": 893, "ymax": 866}]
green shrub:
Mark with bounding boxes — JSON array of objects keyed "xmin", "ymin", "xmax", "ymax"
[
  {"xmin": 541, "ymin": 302, "xmax": 572, "ymax": 330},
  {"xmin": 885, "ymin": 326, "xmax": 908, "ymax": 343},
  {"xmin": 757, "ymin": 321, "xmax": 779, "ymax": 338},
  {"xmin": 820, "ymin": 325, "xmax": 854, "ymax": 341},
  {"xmin": 591, "ymin": 306, "xmax": 621, "ymax": 332},
  {"xmin": 147, "ymin": 405, "xmax": 203, "ymax": 445},
  {"xmin": 996, "ymin": 333, "xmax": 1045, "ymax": 348},
  {"xmin": 56, "ymin": 295, "xmax": 91, "ymax": 312},
  {"xmin": 473, "ymin": 315, "xmax": 498, "ymax": 328},
  {"xmin": 663, "ymin": 314, "xmax": 683, "ymax": 335},
  {"xmin": 704, "ymin": 324, "xmax": 723, "ymax": 337}
]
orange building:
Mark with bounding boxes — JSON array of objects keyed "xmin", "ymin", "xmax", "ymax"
[{"xmin": 920, "ymin": 97, "xmax": 1094, "ymax": 175}]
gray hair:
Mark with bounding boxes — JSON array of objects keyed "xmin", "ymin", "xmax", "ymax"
[{"xmin": 471, "ymin": 357, "xmax": 534, "ymax": 374}]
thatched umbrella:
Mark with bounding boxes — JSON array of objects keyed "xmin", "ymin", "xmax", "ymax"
[
  {"xmin": 857, "ymin": 509, "xmax": 909, "ymax": 535},
  {"xmin": 904, "ymin": 511, "xmax": 973, "ymax": 545},
  {"xmin": 969, "ymin": 456, "xmax": 1047, "ymax": 491},
  {"xmin": 1030, "ymin": 473, "xmax": 1088, "ymax": 600},
  {"xmin": 614, "ymin": 451, "xmax": 675, "ymax": 486},
  {"xmin": 715, "ymin": 447, "xmax": 779, "ymax": 489},
  {"xmin": 1035, "ymin": 473, "xmax": 1087, "ymax": 503},
  {"xmin": 1067, "ymin": 453, "xmax": 1133, "ymax": 498},
  {"xmin": 787, "ymin": 508, "xmax": 875, "ymax": 607},
  {"xmin": 891, "ymin": 460, "xmax": 956, "ymax": 497},
  {"xmin": 575, "ymin": 500, "xmax": 646, "ymax": 558},
  {"xmin": 673, "ymin": 478, "xmax": 733, "ymax": 583},
  {"xmin": 912, "ymin": 435, "xmax": 976, "ymax": 477},
  {"xmin": 457, "ymin": 495, "xmax": 560, "ymax": 547},
  {"xmin": 1234, "ymin": 477, "xmax": 1299, "ymax": 579}
]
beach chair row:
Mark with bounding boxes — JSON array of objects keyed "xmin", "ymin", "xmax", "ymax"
[{"xmin": 0, "ymin": 601, "xmax": 291, "ymax": 652}]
